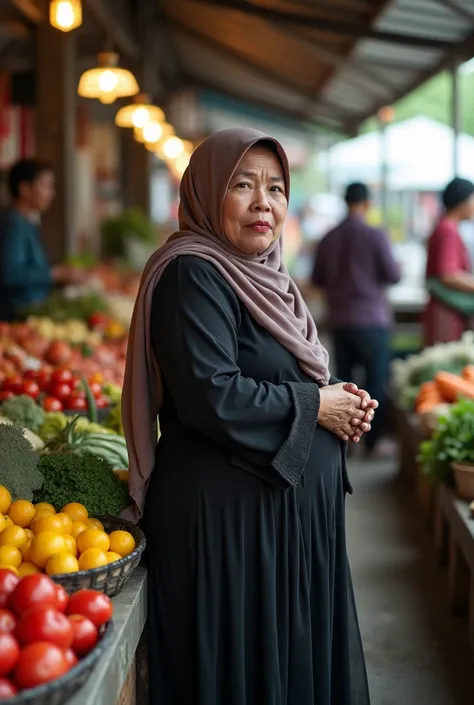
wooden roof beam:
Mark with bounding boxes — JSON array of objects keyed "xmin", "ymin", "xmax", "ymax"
[
  {"xmin": 83, "ymin": 0, "xmax": 139, "ymax": 59},
  {"xmin": 192, "ymin": 0, "xmax": 456, "ymax": 49},
  {"xmin": 7, "ymin": 0, "xmax": 42, "ymax": 23}
]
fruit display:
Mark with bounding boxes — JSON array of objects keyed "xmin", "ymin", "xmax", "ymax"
[
  {"xmin": 0, "ymin": 489, "xmax": 135, "ymax": 579},
  {"xmin": 0, "ymin": 570, "xmax": 112, "ymax": 698}
]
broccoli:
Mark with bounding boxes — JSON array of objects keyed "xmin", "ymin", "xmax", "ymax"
[
  {"xmin": 1, "ymin": 395, "xmax": 45, "ymax": 432},
  {"xmin": 35, "ymin": 451, "xmax": 130, "ymax": 517},
  {"xmin": 0, "ymin": 425, "xmax": 44, "ymax": 501}
]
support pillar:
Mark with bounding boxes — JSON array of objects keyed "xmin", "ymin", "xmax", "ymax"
[
  {"xmin": 121, "ymin": 131, "xmax": 151, "ymax": 215},
  {"xmin": 451, "ymin": 63, "xmax": 461, "ymax": 178},
  {"xmin": 35, "ymin": 3, "xmax": 77, "ymax": 263}
]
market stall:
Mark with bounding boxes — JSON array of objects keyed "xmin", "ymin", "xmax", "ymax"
[{"xmin": 391, "ymin": 332, "xmax": 474, "ymax": 656}]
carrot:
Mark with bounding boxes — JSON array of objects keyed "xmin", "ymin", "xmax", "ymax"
[
  {"xmin": 462, "ymin": 365, "xmax": 474, "ymax": 383},
  {"xmin": 416, "ymin": 400, "xmax": 441, "ymax": 414},
  {"xmin": 433, "ymin": 371, "xmax": 474, "ymax": 403}
]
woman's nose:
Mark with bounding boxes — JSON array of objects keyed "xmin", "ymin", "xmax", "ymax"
[{"xmin": 252, "ymin": 188, "xmax": 271, "ymax": 211}]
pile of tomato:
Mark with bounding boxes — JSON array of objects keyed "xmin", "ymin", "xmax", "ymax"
[
  {"xmin": 0, "ymin": 571, "xmax": 112, "ymax": 698},
  {"xmin": 0, "ymin": 369, "xmax": 109, "ymax": 413}
]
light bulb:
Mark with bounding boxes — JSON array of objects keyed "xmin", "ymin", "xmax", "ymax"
[
  {"xmin": 98, "ymin": 69, "xmax": 119, "ymax": 94},
  {"xmin": 143, "ymin": 121, "xmax": 163, "ymax": 143},
  {"xmin": 132, "ymin": 106, "xmax": 150, "ymax": 129},
  {"xmin": 163, "ymin": 136, "xmax": 184, "ymax": 160},
  {"xmin": 56, "ymin": 1, "xmax": 74, "ymax": 28}
]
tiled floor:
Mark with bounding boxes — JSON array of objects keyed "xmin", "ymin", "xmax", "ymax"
[{"xmin": 347, "ymin": 456, "xmax": 473, "ymax": 705}]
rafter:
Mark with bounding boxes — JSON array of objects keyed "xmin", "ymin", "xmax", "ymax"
[
  {"xmin": 83, "ymin": 0, "xmax": 139, "ymax": 59},
  {"xmin": 7, "ymin": 0, "xmax": 42, "ymax": 23}
]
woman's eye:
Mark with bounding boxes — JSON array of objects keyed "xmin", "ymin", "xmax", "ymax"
[
  {"xmin": 270, "ymin": 186, "xmax": 283, "ymax": 193},
  {"xmin": 237, "ymin": 182, "xmax": 251, "ymax": 189}
]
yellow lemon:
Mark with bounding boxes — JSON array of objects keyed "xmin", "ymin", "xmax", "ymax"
[
  {"xmin": 62, "ymin": 503, "xmax": 88, "ymax": 523},
  {"xmin": 108, "ymin": 531, "xmax": 135, "ymax": 557},
  {"xmin": 0, "ymin": 487, "xmax": 11, "ymax": 515},
  {"xmin": 78, "ymin": 548, "xmax": 108, "ymax": 571},
  {"xmin": 46, "ymin": 553, "xmax": 79, "ymax": 576},
  {"xmin": 70, "ymin": 521, "xmax": 88, "ymax": 539},
  {"xmin": 76, "ymin": 529, "xmax": 110, "ymax": 555},
  {"xmin": 86, "ymin": 518, "xmax": 104, "ymax": 532},
  {"xmin": 24, "ymin": 529, "xmax": 34, "ymax": 541},
  {"xmin": 8, "ymin": 500, "xmax": 35, "ymax": 528},
  {"xmin": 32, "ymin": 515, "xmax": 65, "ymax": 535},
  {"xmin": 55, "ymin": 513, "xmax": 73, "ymax": 534},
  {"xmin": 0, "ymin": 526, "xmax": 27, "ymax": 549},
  {"xmin": 0, "ymin": 545, "xmax": 22, "ymax": 568},
  {"xmin": 105, "ymin": 551, "xmax": 122, "ymax": 564},
  {"xmin": 30, "ymin": 532, "xmax": 66, "ymax": 568},
  {"xmin": 20, "ymin": 539, "xmax": 32, "ymax": 563},
  {"xmin": 18, "ymin": 562, "xmax": 41, "ymax": 577},
  {"xmin": 34, "ymin": 503, "xmax": 56, "ymax": 515}
]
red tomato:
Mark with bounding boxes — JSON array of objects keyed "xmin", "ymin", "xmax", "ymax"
[
  {"xmin": 64, "ymin": 395, "xmax": 87, "ymax": 411},
  {"xmin": 21, "ymin": 380, "xmax": 40, "ymax": 399},
  {"xmin": 2, "ymin": 375, "xmax": 22, "ymax": 394},
  {"xmin": 68, "ymin": 615, "xmax": 98, "ymax": 656},
  {"xmin": 55, "ymin": 585, "xmax": 69, "ymax": 614},
  {"xmin": 46, "ymin": 341, "xmax": 72, "ymax": 366},
  {"xmin": 0, "ymin": 571, "xmax": 19, "ymax": 610},
  {"xmin": 49, "ymin": 382, "xmax": 72, "ymax": 401},
  {"xmin": 88, "ymin": 313, "xmax": 109, "ymax": 330},
  {"xmin": 23, "ymin": 369, "xmax": 38, "ymax": 381},
  {"xmin": 10, "ymin": 574, "xmax": 59, "ymax": 616},
  {"xmin": 14, "ymin": 642, "xmax": 69, "ymax": 689},
  {"xmin": 64, "ymin": 648, "xmax": 78, "ymax": 669},
  {"xmin": 66, "ymin": 591, "xmax": 112, "ymax": 628},
  {"xmin": 42, "ymin": 396, "xmax": 63, "ymax": 412},
  {"xmin": 95, "ymin": 395, "xmax": 110, "ymax": 409},
  {"xmin": 89, "ymin": 381, "xmax": 102, "ymax": 399},
  {"xmin": 51, "ymin": 369, "xmax": 73, "ymax": 385},
  {"xmin": 0, "ymin": 634, "xmax": 19, "ymax": 677},
  {"xmin": 0, "ymin": 392, "xmax": 14, "ymax": 403},
  {"xmin": 0, "ymin": 677, "xmax": 17, "ymax": 698},
  {"xmin": 0, "ymin": 610, "xmax": 17, "ymax": 635},
  {"xmin": 16, "ymin": 605, "xmax": 73, "ymax": 650},
  {"xmin": 36, "ymin": 370, "xmax": 51, "ymax": 391}
]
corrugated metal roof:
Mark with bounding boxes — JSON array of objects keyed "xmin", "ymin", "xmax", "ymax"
[{"xmin": 160, "ymin": 0, "xmax": 474, "ymax": 132}]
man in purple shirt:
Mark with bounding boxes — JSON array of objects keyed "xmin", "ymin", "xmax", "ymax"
[{"xmin": 312, "ymin": 183, "xmax": 401, "ymax": 457}]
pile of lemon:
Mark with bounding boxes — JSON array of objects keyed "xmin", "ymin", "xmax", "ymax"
[{"xmin": 0, "ymin": 486, "xmax": 136, "ymax": 578}]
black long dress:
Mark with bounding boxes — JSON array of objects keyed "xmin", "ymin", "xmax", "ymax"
[{"xmin": 144, "ymin": 255, "xmax": 370, "ymax": 705}]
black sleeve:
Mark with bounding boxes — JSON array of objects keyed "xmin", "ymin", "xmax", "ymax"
[{"xmin": 151, "ymin": 256, "xmax": 320, "ymax": 490}]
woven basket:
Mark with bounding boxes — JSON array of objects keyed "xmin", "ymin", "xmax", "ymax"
[
  {"xmin": 52, "ymin": 516, "xmax": 145, "ymax": 598},
  {"xmin": 7, "ymin": 621, "xmax": 113, "ymax": 705}
]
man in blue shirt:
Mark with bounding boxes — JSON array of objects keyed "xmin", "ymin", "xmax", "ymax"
[{"xmin": 0, "ymin": 159, "xmax": 84, "ymax": 321}]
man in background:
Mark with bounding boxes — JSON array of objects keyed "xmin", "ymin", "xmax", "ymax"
[
  {"xmin": 0, "ymin": 159, "xmax": 85, "ymax": 321},
  {"xmin": 312, "ymin": 182, "xmax": 401, "ymax": 458}
]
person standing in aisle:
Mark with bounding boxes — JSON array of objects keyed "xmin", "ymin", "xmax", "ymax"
[
  {"xmin": 312, "ymin": 182, "xmax": 401, "ymax": 458},
  {"xmin": 0, "ymin": 158, "xmax": 85, "ymax": 321}
]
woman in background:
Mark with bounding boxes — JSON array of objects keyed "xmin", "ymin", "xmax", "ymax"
[{"xmin": 424, "ymin": 177, "xmax": 474, "ymax": 345}]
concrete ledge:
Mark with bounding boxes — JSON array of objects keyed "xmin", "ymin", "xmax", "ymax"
[{"xmin": 67, "ymin": 568, "xmax": 147, "ymax": 705}]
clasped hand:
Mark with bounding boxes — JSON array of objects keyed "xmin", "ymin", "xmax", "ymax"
[{"xmin": 318, "ymin": 382, "xmax": 378, "ymax": 443}]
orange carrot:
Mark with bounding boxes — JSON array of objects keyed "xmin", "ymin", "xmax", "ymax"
[{"xmin": 433, "ymin": 371, "xmax": 474, "ymax": 403}]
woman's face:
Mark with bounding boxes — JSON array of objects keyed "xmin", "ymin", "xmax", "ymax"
[{"xmin": 222, "ymin": 145, "xmax": 288, "ymax": 255}]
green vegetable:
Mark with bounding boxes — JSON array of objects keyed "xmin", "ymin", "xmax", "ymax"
[
  {"xmin": 44, "ymin": 416, "xmax": 128, "ymax": 469},
  {"xmin": 102, "ymin": 384, "xmax": 122, "ymax": 405},
  {"xmin": 1, "ymin": 395, "xmax": 45, "ymax": 432},
  {"xmin": 100, "ymin": 207, "xmax": 156, "ymax": 259},
  {"xmin": 418, "ymin": 397, "xmax": 474, "ymax": 485},
  {"xmin": 37, "ymin": 412, "xmax": 68, "ymax": 442},
  {"xmin": 35, "ymin": 452, "xmax": 130, "ymax": 517},
  {"xmin": 81, "ymin": 377, "xmax": 98, "ymax": 424},
  {"xmin": 0, "ymin": 425, "xmax": 44, "ymax": 501},
  {"xmin": 22, "ymin": 291, "xmax": 109, "ymax": 323}
]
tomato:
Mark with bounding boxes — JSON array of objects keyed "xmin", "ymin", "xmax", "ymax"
[
  {"xmin": 0, "ymin": 634, "xmax": 19, "ymax": 677},
  {"xmin": 0, "ymin": 677, "xmax": 17, "ymax": 698},
  {"xmin": 42, "ymin": 396, "xmax": 63, "ymax": 412},
  {"xmin": 68, "ymin": 615, "xmax": 98, "ymax": 656},
  {"xmin": 0, "ymin": 571, "xmax": 19, "ymax": 609},
  {"xmin": 14, "ymin": 641, "xmax": 69, "ymax": 689},
  {"xmin": 46, "ymin": 341, "xmax": 72, "ymax": 366},
  {"xmin": 51, "ymin": 369, "xmax": 73, "ymax": 385},
  {"xmin": 21, "ymin": 380, "xmax": 40, "ymax": 399},
  {"xmin": 16, "ymin": 605, "xmax": 74, "ymax": 650},
  {"xmin": 64, "ymin": 395, "xmax": 87, "ymax": 411},
  {"xmin": 66, "ymin": 590, "xmax": 112, "ymax": 628},
  {"xmin": 35, "ymin": 370, "xmax": 51, "ymax": 391},
  {"xmin": 49, "ymin": 382, "xmax": 72, "ymax": 401},
  {"xmin": 88, "ymin": 312, "xmax": 109, "ymax": 330},
  {"xmin": 95, "ymin": 395, "xmax": 110, "ymax": 409},
  {"xmin": 23, "ymin": 369, "xmax": 38, "ymax": 381},
  {"xmin": 10, "ymin": 574, "xmax": 59, "ymax": 616},
  {"xmin": 89, "ymin": 381, "xmax": 102, "ymax": 398},
  {"xmin": 55, "ymin": 585, "xmax": 69, "ymax": 614},
  {"xmin": 0, "ymin": 392, "xmax": 13, "ymax": 403},
  {"xmin": 64, "ymin": 648, "xmax": 78, "ymax": 669},
  {"xmin": 2, "ymin": 375, "xmax": 22, "ymax": 394},
  {"xmin": 0, "ymin": 610, "xmax": 16, "ymax": 635}
]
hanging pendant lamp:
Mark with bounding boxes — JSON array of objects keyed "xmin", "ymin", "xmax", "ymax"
[
  {"xmin": 78, "ymin": 52, "xmax": 139, "ymax": 105},
  {"xmin": 50, "ymin": 0, "xmax": 82, "ymax": 32},
  {"xmin": 115, "ymin": 94, "xmax": 165, "ymax": 129}
]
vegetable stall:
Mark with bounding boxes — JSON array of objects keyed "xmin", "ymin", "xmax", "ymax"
[
  {"xmin": 0, "ymin": 283, "xmax": 148, "ymax": 704},
  {"xmin": 390, "ymin": 331, "xmax": 474, "ymax": 656}
]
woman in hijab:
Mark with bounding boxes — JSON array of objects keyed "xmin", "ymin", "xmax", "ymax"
[
  {"xmin": 425, "ymin": 177, "xmax": 474, "ymax": 345},
  {"xmin": 123, "ymin": 129, "xmax": 376, "ymax": 705}
]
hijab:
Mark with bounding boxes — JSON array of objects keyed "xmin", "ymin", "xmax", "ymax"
[{"xmin": 122, "ymin": 128, "xmax": 330, "ymax": 521}]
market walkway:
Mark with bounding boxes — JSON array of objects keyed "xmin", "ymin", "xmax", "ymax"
[{"xmin": 347, "ymin": 457, "xmax": 473, "ymax": 705}]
